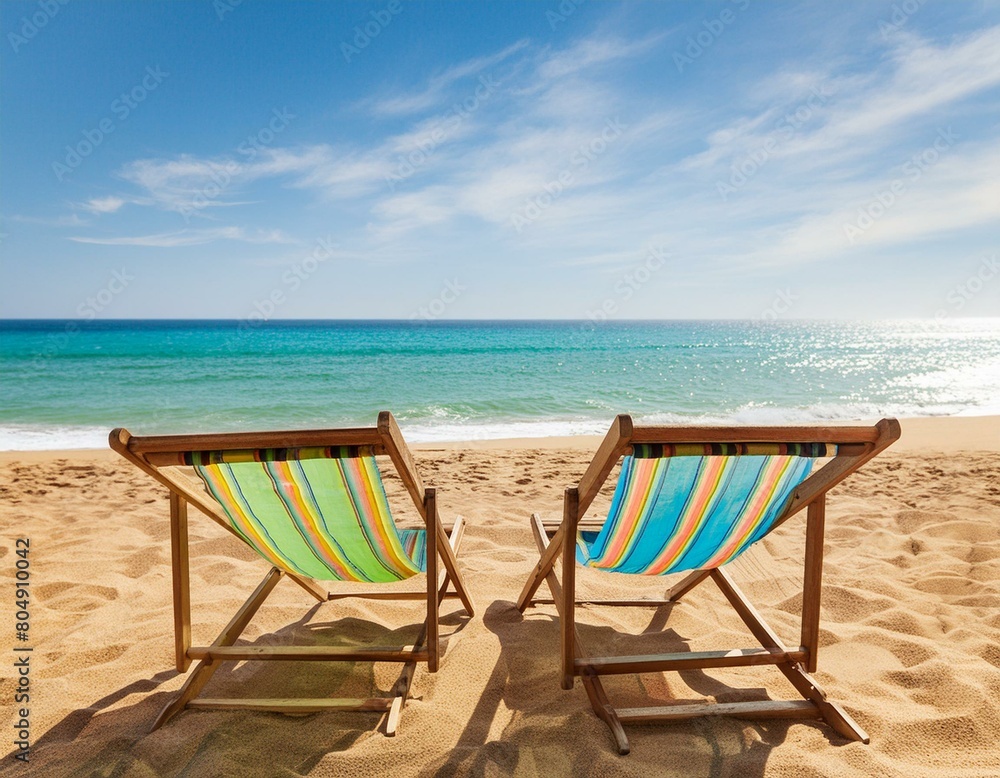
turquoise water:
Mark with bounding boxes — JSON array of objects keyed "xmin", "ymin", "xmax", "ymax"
[{"xmin": 2, "ymin": 319, "xmax": 999, "ymax": 449}]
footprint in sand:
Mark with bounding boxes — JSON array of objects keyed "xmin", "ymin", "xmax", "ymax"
[
  {"xmin": 37, "ymin": 582, "xmax": 119, "ymax": 612},
  {"xmin": 198, "ymin": 559, "xmax": 243, "ymax": 586},
  {"xmin": 123, "ymin": 548, "xmax": 163, "ymax": 578}
]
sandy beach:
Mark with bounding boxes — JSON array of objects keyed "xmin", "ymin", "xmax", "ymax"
[{"xmin": 2, "ymin": 415, "xmax": 999, "ymax": 777}]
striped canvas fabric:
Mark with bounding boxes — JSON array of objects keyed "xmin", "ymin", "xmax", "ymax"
[
  {"xmin": 168, "ymin": 445, "xmax": 370, "ymax": 467},
  {"xmin": 191, "ymin": 448, "xmax": 425, "ymax": 583},
  {"xmin": 631, "ymin": 442, "xmax": 835, "ymax": 458},
  {"xmin": 577, "ymin": 455, "xmax": 813, "ymax": 575}
]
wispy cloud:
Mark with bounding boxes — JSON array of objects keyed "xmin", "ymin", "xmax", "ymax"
[
  {"xmin": 116, "ymin": 155, "xmax": 269, "ymax": 214},
  {"xmin": 688, "ymin": 25, "xmax": 1000, "ymax": 171},
  {"xmin": 68, "ymin": 227, "xmax": 295, "ymax": 247},
  {"xmin": 111, "ymin": 79, "xmax": 500, "ymax": 208},
  {"xmin": 77, "ymin": 196, "xmax": 126, "ymax": 214},
  {"xmin": 760, "ymin": 142, "xmax": 1000, "ymax": 264},
  {"xmin": 9, "ymin": 213, "xmax": 89, "ymax": 227},
  {"xmin": 535, "ymin": 31, "xmax": 666, "ymax": 82},
  {"xmin": 367, "ymin": 39, "xmax": 529, "ymax": 116}
]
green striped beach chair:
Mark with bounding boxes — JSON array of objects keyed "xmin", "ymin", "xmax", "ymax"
[
  {"xmin": 517, "ymin": 415, "xmax": 899, "ymax": 754},
  {"xmin": 111, "ymin": 411, "xmax": 474, "ymax": 734}
]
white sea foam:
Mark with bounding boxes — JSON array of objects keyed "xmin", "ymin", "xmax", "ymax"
[
  {"xmin": 0, "ymin": 425, "xmax": 112, "ymax": 451},
  {"xmin": 394, "ymin": 401, "xmax": 1000, "ymax": 442},
  {"xmin": 5, "ymin": 401, "xmax": 996, "ymax": 451},
  {"xmin": 402, "ymin": 418, "xmax": 612, "ymax": 442},
  {"xmin": 0, "ymin": 398, "xmax": 1000, "ymax": 451}
]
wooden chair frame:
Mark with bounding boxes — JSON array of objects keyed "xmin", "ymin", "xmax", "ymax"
[
  {"xmin": 110, "ymin": 411, "xmax": 475, "ymax": 735},
  {"xmin": 517, "ymin": 415, "xmax": 900, "ymax": 754}
]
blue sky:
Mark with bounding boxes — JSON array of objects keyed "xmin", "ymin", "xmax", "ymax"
[{"xmin": 2, "ymin": 0, "xmax": 999, "ymax": 319}]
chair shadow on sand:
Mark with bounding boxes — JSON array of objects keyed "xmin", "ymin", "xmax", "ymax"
[
  {"xmin": 3, "ymin": 603, "xmax": 471, "ymax": 778},
  {"xmin": 423, "ymin": 596, "xmax": 855, "ymax": 778}
]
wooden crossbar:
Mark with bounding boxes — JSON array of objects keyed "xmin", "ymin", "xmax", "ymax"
[
  {"xmin": 542, "ymin": 519, "xmax": 605, "ymax": 534},
  {"xmin": 532, "ymin": 598, "xmax": 676, "ymax": 607},
  {"xmin": 616, "ymin": 700, "xmax": 819, "ymax": 723},
  {"xmin": 143, "ymin": 446, "xmax": 390, "ymax": 466},
  {"xmin": 325, "ymin": 591, "xmax": 463, "ymax": 601},
  {"xmin": 628, "ymin": 425, "xmax": 882, "ymax": 445},
  {"xmin": 188, "ymin": 698, "xmax": 395, "ymax": 713},
  {"xmin": 577, "ymin": 648, "xmax": 808, "ymax": 675},
  {"xmin": 187, "ymin": 646, "xmax": 429, "ymax": 662},
  {"xmin": 127, "ymin": 427, "xmax": 383, "ymax": 454}
]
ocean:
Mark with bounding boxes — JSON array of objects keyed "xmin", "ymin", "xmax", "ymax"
[{"xmin": 1, "ymin": 319, "xmax": 999, "ymax": 450}]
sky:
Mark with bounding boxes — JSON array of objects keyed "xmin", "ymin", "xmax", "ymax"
[{"xmin": 1, "ymin": 0, "xmax": 999, "ymax": 320}]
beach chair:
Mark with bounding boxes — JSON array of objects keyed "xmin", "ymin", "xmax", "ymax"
[
  {"xmin": 110, "ymin": 411, "xmax": 474, "ymax": 734},
  {"xmin": 517, "ymin": 415, "xmax": 900, "ymax": 754}
]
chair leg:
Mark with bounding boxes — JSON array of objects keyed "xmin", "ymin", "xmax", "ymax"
[
  {"xmin": 710, "ymin": 567, "xmax": 869, "ymax": 743},
  {"xmin": 666, "ymin": 569, "xmax": 711, "ymax": 602},
  {"xmin": 516, "ymin": 516, "xmax": 565, "ymax": 612},
  {"xmin": 433, "ymin": 512, "xmax": 475, "ymax": 617},
  {"xmin": 437, "ymin": 515, "xmax": 465, "ymax": 609},
  {"xmin": 425, "ymin": 490, "xmax": 439, "ymax": 673},
  {"xmin": 384, "ymin": 631, "xmax": 423, "ymax": 737},
  {"xmin": 152, "ymin": 567, "xmax": 283, "ymax": 731},
  {"xmin": 581, "ymin": 668, "xmax": 630, "ymax": 756},
  {"xmin": 169, "ymin": 493, "xmax": 192, "ymax": 673},
  {"xmin": 527, "ymin": 513, "xmax": 630, "ymax": 755},
  {"xmin": 385, "ymin": 513, "xmax": 467, "ymax": 736},
  {"xmin": 286, "ymin": 572, "xmax": 329, "ymax": 603},
  {"xmin": 800, "ymin": 496, "xmax": 826, "ymax": 673},
  {"xmin": 561, "ymin": 489, "xmax": 578, "ymax": 691},
  {"xmin": 778, "ymin": 663, "xmax": 870, "ymax": 743}
]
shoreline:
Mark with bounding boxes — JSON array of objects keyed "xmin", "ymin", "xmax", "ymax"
[{"xmin": 1, "ymin": 415, "xmax": 997, "ymax": 462}]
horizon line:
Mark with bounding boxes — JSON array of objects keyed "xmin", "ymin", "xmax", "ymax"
[{"xmin": 3, "ymin": 316, "xmax": 1000, "ymax": 324}]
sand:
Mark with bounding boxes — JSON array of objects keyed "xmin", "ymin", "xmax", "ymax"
[{"xmin": 1, "ymin": 416, "xmax": 999, "ymax": 777}]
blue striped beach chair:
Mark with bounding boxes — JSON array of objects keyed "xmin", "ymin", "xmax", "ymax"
[
  {"xmin": 111, "ymin": 411, "xmax": 474, "ymax": 734},
  {"xmin": 517, "ymin": 415, "xmax": 900, "ymax": 754}
]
